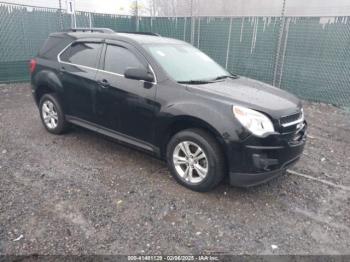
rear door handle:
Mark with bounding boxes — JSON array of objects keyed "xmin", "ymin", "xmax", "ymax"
[{"xmin": 98, "ymin": 79, "xmax": 110, "ymax": 89}]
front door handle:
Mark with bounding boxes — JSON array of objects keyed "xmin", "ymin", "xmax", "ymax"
[{"xmin": 98, "ymin": 79, "xmax": 110, "ymax": 89}]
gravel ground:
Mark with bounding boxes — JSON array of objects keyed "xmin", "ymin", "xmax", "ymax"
[{"xmin": 0, "ymin": 83, "xmax": 349, "ymax": 255}]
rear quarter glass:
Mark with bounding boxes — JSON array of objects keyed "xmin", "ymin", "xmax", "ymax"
[{"xmin": 38, "ymin": 36, "xmax": 73, "ymax": 60}]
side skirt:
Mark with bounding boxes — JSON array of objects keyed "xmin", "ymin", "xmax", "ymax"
[{"xmin": 65, "ymin": 115, "xmax": 160, "ymax": 156}]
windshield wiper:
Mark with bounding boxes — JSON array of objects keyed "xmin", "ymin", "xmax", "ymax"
[
  {"xmin": 212, "ymin": 74, "xmax": 239, "ymax": 81},
  {"xmin": 177, "ymin": 80, "xmax": 214, "ymax": 85},
  {"xmin": 178, "ymin": 75, "xmax": 238, "ymax": 84}
]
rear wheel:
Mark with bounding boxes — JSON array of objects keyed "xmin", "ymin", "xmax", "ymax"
[
  {"xmin": 39, "ymin": 93, "xmax": 68, "ymax": 134},
  {"xmin": 166, "ymin": 129, "xmax": 225, "ymax": 192}
]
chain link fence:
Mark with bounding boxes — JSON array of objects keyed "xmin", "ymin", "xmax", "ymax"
[{"xmin": 0, "ymin": 1, "xmax": 349, "ymax": 108}]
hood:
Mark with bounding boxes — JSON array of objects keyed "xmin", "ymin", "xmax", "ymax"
[{"xmin": 188, "ymin": 77, "xmax": 302, "ymax": 119}]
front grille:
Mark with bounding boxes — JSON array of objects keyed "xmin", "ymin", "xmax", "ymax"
[{"xmin": 280, "ymin": 112, "xmax": 302, "ymax": 125}]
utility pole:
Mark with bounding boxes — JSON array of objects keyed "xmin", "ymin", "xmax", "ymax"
[
  {"xmin": 58, "ymin": 0, "xmax": 63, "ymax": 30},
  {"xmin": 132, "ymin": 0, "xmax": 139, "ymax": 32},
  {"xmin": 135, "ymin": 0, "xmax": 139, "ymax": 17},
  {"xmin": 191, "ymin": 0, "xmax": 193, "ymax": 16}
]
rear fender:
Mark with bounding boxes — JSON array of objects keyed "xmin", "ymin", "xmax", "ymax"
[
  {"xmin": 32, "ymin": 70, "xmax": 64, "ymax": 105},
  {"xmin": 33, "ymin": 70, "xmax": 63, "ymax": 93}
]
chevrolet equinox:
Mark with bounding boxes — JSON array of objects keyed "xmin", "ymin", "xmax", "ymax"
[{"xmin": 30, "ymin": 28, "xmax": 307, "ymax": 192}]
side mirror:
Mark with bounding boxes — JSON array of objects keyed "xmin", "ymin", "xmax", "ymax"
[{"xmin": 124, "ymin": 67, "xmax": 154, "ymax": 82}]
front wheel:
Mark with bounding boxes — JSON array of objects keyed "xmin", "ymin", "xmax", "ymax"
[{"xmin": 166, "ymin": 129, "xmax": 225, "ymax": 192}]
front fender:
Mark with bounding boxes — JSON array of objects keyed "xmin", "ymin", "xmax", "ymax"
[{"xmin": 156, "ymin": 101, "xmax": 242, "ymax": 145}]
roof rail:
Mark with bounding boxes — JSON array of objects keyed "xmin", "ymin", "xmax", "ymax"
[
  {"xmin": 118, "ymin": 31, "xmax": 161, "ymax": 37},
  {"xmin": 68, "ymin": 28, "xmax": 114, "ymax": 33}
]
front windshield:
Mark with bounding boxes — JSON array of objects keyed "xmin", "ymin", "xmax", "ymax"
[{"xmin": 145, "ymin": 43, "xmax": 230, "ymax": 82}]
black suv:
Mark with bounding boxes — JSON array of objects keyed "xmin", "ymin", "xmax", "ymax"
[{"xmin": 30, "ymin": 28, "xmax": 307, "ymax": 192}]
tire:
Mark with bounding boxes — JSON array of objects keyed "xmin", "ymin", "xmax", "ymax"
[
  {"xmin": 166, "ymin": 128, "xmax": 225, "ymax": 192},
  {"xmin": 39, "ymin": 93, "xmax": 68, "ymax": 134}
]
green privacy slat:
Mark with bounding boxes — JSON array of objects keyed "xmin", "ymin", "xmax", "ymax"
[
  {"xmin": 0, "ymin": 3, "xmax": 349, "ymax": 107},
  {"xmin": 195, "ymin": 17, "xmax": 231, "ymax": 67},
  {"xmin": 138, "ymin": 17, "xmax": 153, "ymax": 32},
  {"xmin": 227, "ymin": 17, "xmax": 281, "ymax": 85},
  {"xmin": 92, "ymin": 13, "xmax": 134, "ymax": 31},
  {"xmin": 279, "ymin": 17, "xmax": 350, "ymax": 107},
  {"xmin": 0, "ymin": 61, "xmax": 29, "ymax": 82},
  {"xmin": 147, "ymin": 17, "xmax": 185, "ymax": 39}
]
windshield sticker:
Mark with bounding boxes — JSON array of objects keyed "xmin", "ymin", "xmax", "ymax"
[{"xmin": 156, "ymin": 50, "xmax": 166, "ymax": 57}]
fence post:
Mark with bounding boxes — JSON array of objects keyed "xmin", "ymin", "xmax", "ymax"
[
  {"xmin": 136, "ymin": 16, "xmax": 140, "ymax": 31},
  {"xmin": 88, "ymin": 12, "xmax": 92, "ymax": 29},
  {"xmin": 273, "ymin": 0, "xmax": 287, "ymax": 87},
  {"xmin": 197, "ymin": 17, "xmax": 201, "ymax": 47},
  {"xmin": 183, "ymin": 17, "xmax": 187, "ymax": 41},
  {"xmin": 70, "ymin": 13, "xmax": 74, "ymax": 28},
  {"xmin": 190, "ymin": 17, "xmax": 195, "ymax": 45},
  {"xmin": 225, "ymin": 17, "xmax": 233, "ymax": 70},
  {"xmin": 20, "ymin": 8, "xmax": 29, "ymax": 64}
]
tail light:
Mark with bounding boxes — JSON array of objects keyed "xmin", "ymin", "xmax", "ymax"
[{"xmin": 29, "ymin": 59, "xmax": 37, "ymax": 74}]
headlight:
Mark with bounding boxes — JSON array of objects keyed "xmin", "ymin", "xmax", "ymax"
[
  {"xmin": 301, "ymin": 108, "xmax": 304, "ymax": 119},
  {"xmin": 233, "ymin": 106, "xmax": 275, "ymax": 137}
]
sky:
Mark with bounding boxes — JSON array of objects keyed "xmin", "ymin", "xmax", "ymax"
[
  {"xmin": 2, "ymin": 0, "xmax": 350, "ymax": 16},
  {"xmin": 1, "ymin": 0, "xmax": 149, "ymax": 15},
  {"xmin": 72, "ymin": 0, "xmax": 150, "ymax": 15}
]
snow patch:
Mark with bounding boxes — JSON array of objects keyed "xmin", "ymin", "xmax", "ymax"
[
  {"xmin": 319, "ymin": 17, "xmax": 336, "ymax": 29},
  {"xmin": 251, "ymin": 17, "xmax": 259, "ymax": 54},
  {"xmin": 240, "ymin": 17, "xmax": 245, "ymax": 42}
]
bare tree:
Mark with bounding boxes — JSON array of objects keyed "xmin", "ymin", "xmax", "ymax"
[
  {"xmin": 149, "ymin": 0, "xmax": 193, "ymax": 16},
  {"xmin": 130, "ymin": 0, "xmax": 152, "ymax": 16}
]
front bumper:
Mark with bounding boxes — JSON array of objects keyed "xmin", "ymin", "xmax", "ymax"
[{"xmin": 227, "ymin": 121, "xmax": 307, "ymax": 187}]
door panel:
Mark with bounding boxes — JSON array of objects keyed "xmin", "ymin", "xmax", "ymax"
[
  {"xmin": 95, "ymin": 43, "xmax": 158, "ymax": 145},
  {"xmin": 60, "ymin": 64, "xmax": 98, "ymax": 121},
  {"xmin": 59, "ymin": 42, "xmax": 102, "ymax": 122}
]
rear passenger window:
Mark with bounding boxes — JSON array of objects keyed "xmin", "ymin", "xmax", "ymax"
[
  {"xmin": 104, "ymin": 45, "xmax": 144, "ymax": 75},
  {"xmin": 60, "ymin": 42, "xmax": 101, "ymax": 68}
]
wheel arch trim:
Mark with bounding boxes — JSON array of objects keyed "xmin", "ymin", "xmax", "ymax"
[{"xmin": 157, "ymin": 114, "xmax": 228, "ymax": 159}]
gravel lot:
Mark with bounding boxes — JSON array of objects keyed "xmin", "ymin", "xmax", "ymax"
[{"xmin": 0, "ymin": 83, "xmax": 349, "ymax": 255}]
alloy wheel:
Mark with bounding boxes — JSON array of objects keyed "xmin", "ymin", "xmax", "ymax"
[
  {"xmin": 42, "ymin": 100, "xmax": 58, "ymax": 129},
  {"xmin": 173, "ymin": 141, "xmax": 209, "ymax": 184}
]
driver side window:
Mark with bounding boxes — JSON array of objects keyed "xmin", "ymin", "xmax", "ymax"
[{"xmin": 104, "ymin": 45, "xmax": 145, "ymax": 75}]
